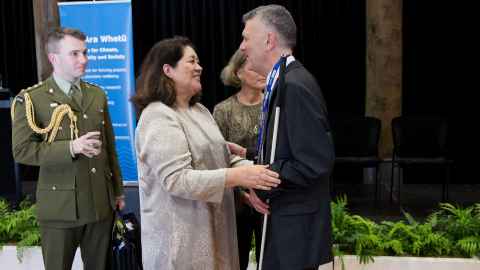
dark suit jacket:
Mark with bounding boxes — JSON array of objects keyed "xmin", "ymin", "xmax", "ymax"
[{"xmin": 257, "ymin": 60, "xmax": 335, "ymax": 270}]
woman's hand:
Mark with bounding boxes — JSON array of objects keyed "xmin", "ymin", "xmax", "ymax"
[
  {"xmin": 225, "ymin": 165, "xmax": 280, "ymax": 190},
  {"xmin": 227, "ymin": 142, "xmax": 247, "ymax": 158}
]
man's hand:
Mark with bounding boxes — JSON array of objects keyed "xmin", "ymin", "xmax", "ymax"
[
  {"xmin": 239, "ymin": 189, "xmax": 252, "ymax": 207},
  {"xmin": 227, "ymin": 142, "xmax": 247, "ymax": 158},
  {"xmin": 246, "ymin": 188, "xmax": 270, "ymax": 214},
  {"xmin": 116, "ymin": 196, "xmax": 125, "ymax": 211},
  {"xmin": 72, "ymin": 131, "xmax": 102, "ymax": 158}
]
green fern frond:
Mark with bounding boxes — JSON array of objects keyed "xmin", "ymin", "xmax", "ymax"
[
  {"xmin": 426, "ymin": 213, "xmax": 439, "ymax": 227},
  {"xmin": 457, "ymin": 237, "xmax": 480, "ymax": 257},
  {"xmin": 332, "ymin": 244, "xmax": 347, "ymax": 270},
  {"xmin": 403, "ymin": 211, "xmax": 418, "ymax": 226},
  {"xmin": 382, "ymin": 239, "xmax": 404, "ymax": 256},
  {"xmin": 358, "ymin": 254, "xmax": 375, "ymax": 265}
]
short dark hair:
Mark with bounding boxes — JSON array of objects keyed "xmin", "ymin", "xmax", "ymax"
[
  {"xmin": 130, "ymin": 36, "xmax": 200, "ymax": 116},
  {"xmin": 46, "ymin": 27, "xmax": 86, "ymax": 53},
  {"xmin": 243, "ymin": 5, "xmax": 297, "ymax": 49}
]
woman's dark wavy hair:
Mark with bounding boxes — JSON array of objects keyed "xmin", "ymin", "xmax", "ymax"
[{"xmin": 130, "ymin": 36, "xmax": 200, "ymax": 117}]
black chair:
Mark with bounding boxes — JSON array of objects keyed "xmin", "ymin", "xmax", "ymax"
[
  {"xmin": 390, "ymin": 116, "xmax": 453, "ymax": 204},
  {"xmin": 330, "ymin": 115, "xmax": 382, "ymax": 202}
]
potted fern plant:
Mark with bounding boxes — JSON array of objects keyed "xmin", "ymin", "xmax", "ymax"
[
  {"xmin": 331, "ymin": 196, "xmax": 480, "ymax": 270},
  {"xmin": 0, "ymin": 198, "xmax": 87, "ymax": 269},
  {"xmin": 0, "ymin": 198, "xmax": 40, "ymax": 250},
  {"xmin": 0, "ymin": 198, "xmax": 42, "ymax": 268},
  {"xmin": 0, "ymin": 198, "xmax": 85, "ymax": 269}
]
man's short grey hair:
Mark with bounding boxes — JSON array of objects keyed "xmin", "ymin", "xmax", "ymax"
[{"xmin": 243, "ymin": 4, "xmax": 297, "ymax": 49}]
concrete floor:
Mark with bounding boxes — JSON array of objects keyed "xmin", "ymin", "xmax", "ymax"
[{"xmin": 334, "ymin": 182, "xmax": 479, "ymax": 221}]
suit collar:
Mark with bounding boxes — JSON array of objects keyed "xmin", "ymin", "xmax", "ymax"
[
  {"xmin": 286, "ymin": 55, "xmax": 295, "ymax": 66},
  {"xmin": 269, "ymin": 59, "xmax": 304, "ymax": 110},
  {"xmin": 269, "ymin": 59, "xmax": 303, "ymax": 93},
  {"xmin": 285, "ymin": 60, "xmax": 303, "ymax": 73}
]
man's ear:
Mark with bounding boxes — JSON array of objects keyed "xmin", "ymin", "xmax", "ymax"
[
  {"xmin": 47, "ymin": 53, "xmax": 56, "ymax": 66},
  {"xmin": 266, "ymin": 31, "xmax": 277, "ymax": 51},
  {"xmin": 163, "ymin": 64, "xmax": 173, "ymax": 79}
]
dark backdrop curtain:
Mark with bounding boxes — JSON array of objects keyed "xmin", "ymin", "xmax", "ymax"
[
  {"xmin": 132, "ymin": 0, "xmax": 366, "ymax": 114},
  {"xmin": 0, "ymin": 0, "xmax": 37, "ymax": 92},
  {"xmin": 1, "ymin": 0, "xmax": 365, "ymax": 185},
  {"xmin": 1, "ymin": 1, "xmax": 38, "ymax": 185},
  {"xmin": 403, "ymin": 1, "xmax": 476, "ymax": 184},
  {"xmin": 1, "ymin": 0, "xmax": 366, "ymax": 112},
  {"xmin": 1, "ymin": 0, "xmax": 476, "ymax": 193}
]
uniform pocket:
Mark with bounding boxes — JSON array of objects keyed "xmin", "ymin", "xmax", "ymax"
[{"xmin": 36, "ymin": 182, "xmax": 77, "ymax": 221}]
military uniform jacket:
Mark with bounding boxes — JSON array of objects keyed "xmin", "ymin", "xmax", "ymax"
[{"xmin": 12, "ymin": 76, "xmax": 123, "ymax": 227}]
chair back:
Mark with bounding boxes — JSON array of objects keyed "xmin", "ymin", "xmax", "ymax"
[
  {"xmin": 330, "ymin": 115, "xmax": 381, "ymax": 157},
  {"xmin": 391, "ymin": 116, "xmax": 448, "ymax": 158}
]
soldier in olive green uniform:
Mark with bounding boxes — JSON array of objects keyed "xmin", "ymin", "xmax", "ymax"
[{"xmin": 11, "ymin": 27, "xmax": 124, "ymax": 270}]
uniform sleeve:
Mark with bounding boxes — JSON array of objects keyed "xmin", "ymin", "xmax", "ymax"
[
  {"xmin": 136, "ymin": 109, "xmax": 226, "ymax": 203},
  {"xmin": 11, "ymin": 94, "xmax": 72, "ymax": 167},
  {"xmin": 103, "ymin": 97, "xmax": 124, "ymax": 196}
]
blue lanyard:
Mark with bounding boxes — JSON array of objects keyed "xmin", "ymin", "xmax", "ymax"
[{"xmin": 256, "ymin": 57, "xmax": 284, "ymax": 162}]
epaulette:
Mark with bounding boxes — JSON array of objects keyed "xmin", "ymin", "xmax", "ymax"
[
  {"xmin": 22, "ymin": 81, "xmax": 45, "ymax": 93},
  {"xmin": 11, "ymin": 81, "xmax": 44, "ymax": 120},
  {"xmin": 84, "ymin": 80, "xmax": 101, "ymax": 88},
  {"xmin": 14, "ymin": 89, "xmax": 27, "ymax": 103},
  {"xmin": 15, "ymin": 95, "xmax": 25, "ymax": 104}
]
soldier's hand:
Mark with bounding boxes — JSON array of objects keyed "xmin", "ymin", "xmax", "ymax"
[
  {"xmin": 116, "ymin": 196, "xmax": 126, "ymax": 210},
  {"xmin": 72, "ymin": 131, "xmax": 102, "ymax": 158}
]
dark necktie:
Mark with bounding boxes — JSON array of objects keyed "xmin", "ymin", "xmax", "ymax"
[{"xmin": 69, "ymin": 84, "xmax": 82, "ymax": 107}]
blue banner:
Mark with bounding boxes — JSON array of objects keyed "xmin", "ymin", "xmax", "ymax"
[{"xmin": 59, "ymin": 0, "xmax": 137, "ymax": 182}]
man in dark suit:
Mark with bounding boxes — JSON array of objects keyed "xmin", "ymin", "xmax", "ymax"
[
  {"xmin": 240, "ymin": 5, "xmax": 335, "ymax": 270},
  {"xmin": 11, "ymin": 27, "xmax": 124, "ymax": 270}
]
